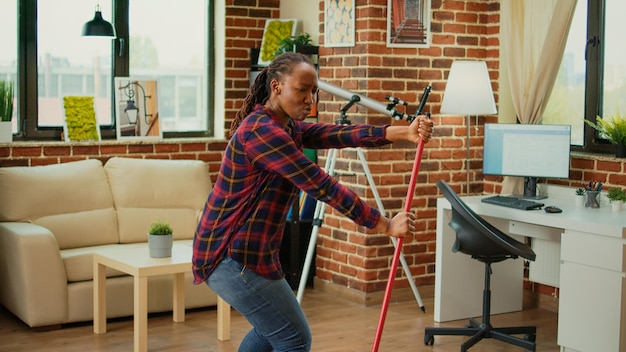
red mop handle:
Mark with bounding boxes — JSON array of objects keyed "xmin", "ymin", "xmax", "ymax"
[{"xmin": 371, "ymin": 136, "xmax": 426, "ymax": 352}]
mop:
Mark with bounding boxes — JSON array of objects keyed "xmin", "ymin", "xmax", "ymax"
[{"xmin": 372, "ymin": 86, "xmax": 431, "ymax": 352}]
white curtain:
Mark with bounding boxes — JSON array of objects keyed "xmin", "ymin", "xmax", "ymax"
[{"xmin": 499, "ymin": 0, "xmax": 577, "ymax": 194}]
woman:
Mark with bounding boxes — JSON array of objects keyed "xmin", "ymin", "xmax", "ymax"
[{"xmin": 192, "ymin": 52, "xmax": 433, "ymax": 351}]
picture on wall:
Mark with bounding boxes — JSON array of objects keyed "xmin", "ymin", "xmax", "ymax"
[
  {"xmin": 387, "ymin": 0, "xmax": 431, "ymax": 48},
  {"xmin": 258, "ymin": 19, "xmax": 298, "ymax": 66},
  {"xmin": 62, "ymin": 96, "xmax": 101, "ymax": 142},
  {"xmin": 114, "ymin": 78, "xmax": 162, "ymax": 140},
  {"xmin": 324, "ymin": 0, "xmax": 355, "ymax": 48}
]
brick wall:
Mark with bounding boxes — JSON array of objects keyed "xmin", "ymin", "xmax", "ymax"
[
  {"xmin": 0, "ymin": 140, "xmax": 227, "ymax": 176},
  {"xmin": 1, "ymin": 0, "xmax": 625, "ymax": 304},
  {"xmin": 311, "ymin": 0, "xmax": 503, "ymax": 301}
]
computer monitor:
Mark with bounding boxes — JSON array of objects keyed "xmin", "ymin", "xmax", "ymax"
[{"xmin": 483, "ymin": 123, "xmax": 571, "ymax": 199}]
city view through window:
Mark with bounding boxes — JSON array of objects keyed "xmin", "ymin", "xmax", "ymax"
[{"xmin": 0, "ymin": 0, "xmax": 209, "ymax": 134}]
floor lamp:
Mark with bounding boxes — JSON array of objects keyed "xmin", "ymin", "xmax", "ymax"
[{"xmin": 440, "ymin": 60, "xmax": 497, "ymax": 194}]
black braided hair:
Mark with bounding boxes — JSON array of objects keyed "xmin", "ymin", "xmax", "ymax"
[{"xmin": 229, "ymin": 52, "xmax": 314, "ymax": 138}]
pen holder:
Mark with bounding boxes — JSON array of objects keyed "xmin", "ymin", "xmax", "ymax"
[{"xmin": 585, "ymin": 190, "xmax": 600, "ymax": 208}]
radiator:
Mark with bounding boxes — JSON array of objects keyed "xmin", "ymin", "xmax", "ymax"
[
  {"xmin": 508, "ymin": 220, "xmax": 562, "ymax": 288},
  {"xmin": 529, "ymin": 238, "xmax": 561, "ymax": 287}
]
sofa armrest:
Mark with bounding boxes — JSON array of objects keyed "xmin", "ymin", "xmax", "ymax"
[{"xmin": 0, "ymin": 222, "xmax": 69, "ymax": 327}]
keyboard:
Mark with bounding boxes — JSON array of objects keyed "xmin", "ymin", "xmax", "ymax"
[{"xmin": 481, "ymin": 195, "xmax": 544, "ymax": 210}]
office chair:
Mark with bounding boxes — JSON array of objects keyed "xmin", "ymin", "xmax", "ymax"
[{"xmin": 424, "ymin": 180, "xmax": 537, "ymax": 351}]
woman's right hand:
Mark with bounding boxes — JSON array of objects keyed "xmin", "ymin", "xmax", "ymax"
[{"xmin": 377, "ymin": 211, "xmax": 416, "ymax": 238}]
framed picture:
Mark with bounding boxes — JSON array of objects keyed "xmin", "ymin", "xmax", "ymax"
[
  {"xmin": 114, "ymin": 78, "xmax": 162, "ymax": 140},
  {"xmin": 324, "ymin": 0, "xmax": 355, "ymax": 48},
  {"xmin": 387, "ymin": 0, "xmax": 431, "ymax": 48},
  {"xmin": 258, "ymin": 19, "xmax": 298, "ymax": 66},
  {"xmin": 62, "ymin": 96, "xmax": 101, "ymax": 142}
]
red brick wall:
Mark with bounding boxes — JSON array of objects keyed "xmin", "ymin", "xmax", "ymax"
[
  {"xmin": 1, "ymin": 0, "xmax": 625, "ymax": 303},
  {"xmin": 0, "ymin": 140, "xmax": 227, "ymax": 177},
  {"xmin": 311, "ymin": 0, "xmax": 503, "ymax": 297}
]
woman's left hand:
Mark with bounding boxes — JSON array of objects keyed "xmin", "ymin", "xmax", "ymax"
[{"xmin": 410, "ymin": 115, "xmax": 434, "ymax": 143}]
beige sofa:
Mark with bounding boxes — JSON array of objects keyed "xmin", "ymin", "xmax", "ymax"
[{"xmin": 0, "ymin": 157, "xmax": 219, "ymax": 329}]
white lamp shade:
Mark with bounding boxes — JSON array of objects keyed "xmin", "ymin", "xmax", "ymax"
[{"xmin": 440, "ymin": 60, "xmax": 497, "ymax": 115}]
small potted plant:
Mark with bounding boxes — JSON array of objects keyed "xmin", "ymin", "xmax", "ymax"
[
  {"xmin": 585, "ymin": 112, "xmax": 626, "ymax": 158},
  {"xmin": 148, "ymin": 220, "xmax": 174, "ymax": 258},
  {"xmin": 606, "ymin": 187, "xmax": 626, "ymax": 212},
  {"xmin": 0, "ymin": 80, "xmax": 14, "ymax": 143},
  {"xmin": 273, "ymin": 32, "xmax": 313, "ymax": 58},
  {"xmin": 574, "ymin": 187, "xmax": 586, "ymax": 207}
]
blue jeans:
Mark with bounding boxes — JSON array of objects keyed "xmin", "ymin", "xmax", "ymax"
[{"xmin": 207, "ymin": 257, "xmax": 312, "ymax": 352}]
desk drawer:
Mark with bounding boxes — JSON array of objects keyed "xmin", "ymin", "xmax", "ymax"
[{"xmin": 561, "ymin": 229, "xmax": 626, "ymax": 272}]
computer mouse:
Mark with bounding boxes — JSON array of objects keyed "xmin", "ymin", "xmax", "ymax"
[{"xmin": 544, "ymin": 206, "xmax": 562, "ymax": 213}]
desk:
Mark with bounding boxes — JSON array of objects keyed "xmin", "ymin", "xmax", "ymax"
[
  {"xmin": 93, "ymin": 244, "xmax": 231, "ymax": 352},
  {"xmin": 435, "ymin": 186, "xmax": 626, "ymax": 352}
]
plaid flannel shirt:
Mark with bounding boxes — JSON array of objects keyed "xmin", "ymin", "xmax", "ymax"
[{"xmin": 192, "ymin": 104, "xmax": 392, "ymax": 283}]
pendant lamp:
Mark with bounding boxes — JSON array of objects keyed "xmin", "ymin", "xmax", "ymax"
[{"xmin": 82, "ymin": 5, "xmax": 116, "ymax": 37}]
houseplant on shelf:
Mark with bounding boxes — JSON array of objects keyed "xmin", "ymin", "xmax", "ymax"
[
  {"xmin": 585, "ymin": 111, "xmax": 626, "ymax": 158},
  {"xmin": 148, "ymin": 220, "xmax": 174, "ymax": 258},
  {"xmin": 273, "ymin": 33, "xmax": 313, "ymax": 58},
  {"xmin": 0, "ymin": 80, "xmax": 14, "ymax": 143},
  {"xmin": 606, "ymin": 187, "xmax": 626, "ymax": 212}
]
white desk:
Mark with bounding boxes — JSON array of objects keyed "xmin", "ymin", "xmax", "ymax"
[{"xmin": 435, "ymin": 187, "xmax": 626, "ymax": 352}]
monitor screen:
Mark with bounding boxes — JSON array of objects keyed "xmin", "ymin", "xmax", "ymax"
[{"xmin": 483, "ymin": 123, "xmax": 571, "ymax": 197}]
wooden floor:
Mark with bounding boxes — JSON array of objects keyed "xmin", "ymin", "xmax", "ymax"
[{"xmin": 0, "ymin": 288, "xmax": 558, "ymax": 351}]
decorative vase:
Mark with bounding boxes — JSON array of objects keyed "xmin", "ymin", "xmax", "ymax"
[
  {"xmin": 575, "ymin": 195, "xmax": 585, "ymax": 207},
  {"xmin": 585, "ymin": 191, "xmax": 600, "ymax": 208},
  {"xmin": 616, "ymin": 144, "xmax": 626, "ymax": 158},
  {"xmin": 148, "ymin": 234, "xmax": 173, "ymax": 258},
  {"xmin": 0, "ymin": 121, "xmax": 12, "ymax": 143}
]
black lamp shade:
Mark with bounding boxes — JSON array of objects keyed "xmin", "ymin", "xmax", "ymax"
[{"xmin": 82, "ymin": 10, "xmax": 116, "ymax": 37}]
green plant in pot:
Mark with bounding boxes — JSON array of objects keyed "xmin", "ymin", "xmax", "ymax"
[
  {"xmin": 574, "ymin": 187, "xmax": 586, "ymax": 206},
  {"xmin": 273, "ymin": 33, "xmax": 313, "ymax": 57},
  {"xmin": 584, "ymin": 111, "xmax": 626, "ymax": 158},
  {"xmin": 148, "ymin": 220, "xmax": 174, "ymax": 258},
  {"xmin": 0, "ymin": 80, "xmax": 14, "ymax": 143},
  {"xmin": 606, "ymin": 187, "xmax": 626, "ymax": 202},
  {"xmin": 606, "ymin": 187, "xmax": 626, "ymax": 212}
]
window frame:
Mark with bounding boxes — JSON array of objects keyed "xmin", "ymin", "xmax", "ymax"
[
  {"xmin": 574, "ymin": 0, "xmax": 612, "ymax": 154},
  {"xmin": 16, "ymin": 0, "xmax": 215, "ymax": 141}
]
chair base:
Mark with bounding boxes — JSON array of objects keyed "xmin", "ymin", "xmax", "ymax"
[{"xmin": 424, "ymin": 317, "xmax": 536, "ymax": 351}]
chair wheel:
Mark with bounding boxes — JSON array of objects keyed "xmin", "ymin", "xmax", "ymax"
[{"xmin": 424, "ymin": 334, "xmax": 434, "ymax": 346}]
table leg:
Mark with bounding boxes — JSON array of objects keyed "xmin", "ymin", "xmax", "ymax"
[
  {"xmin": 93, "ymin": 260, "xmax": 107, "ymax": 334},
  {"xmin": 173, "ymin": 273, "xmax": 185, "ymax": 322},
  {"xmin": 135, "ymin": 276, "xmax": 148, "ymax": 352},
  {"xmin": 217, "ymin": 296, "xmax": 231, "ymax": 341}
]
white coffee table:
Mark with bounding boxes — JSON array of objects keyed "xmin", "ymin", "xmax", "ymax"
[{"xmin": 93, "ymin": 243, "xmax": 231, "ymax": 352}]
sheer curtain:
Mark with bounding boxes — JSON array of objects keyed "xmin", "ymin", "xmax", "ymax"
[{"xmin": 499, "ymin": 0, "xmax": 577, "ymax": 194}]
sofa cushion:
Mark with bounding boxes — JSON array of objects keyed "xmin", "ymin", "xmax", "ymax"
[
  {"xmin": 61, "ymin": 244, "xmax": 132, "ymax": 282},
  {"xmin": 0, "ymin": 159, "xmax": 119, "ymax": 249},
  {"xmin": 104, "ymin": 157, "xmax": 212, "ymax": 243}
]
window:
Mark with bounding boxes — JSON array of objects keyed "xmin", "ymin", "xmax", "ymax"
[
  {"xmin": 543, "ymin": 0, "xmax": 626, "ymax": 154},
  {"xmin": 128, "ymin": 0, "xmax": 211, "ymax": 133},
  {"xmin": 13, "ymin": 0, "xmax": 214, "ymax": 140}
]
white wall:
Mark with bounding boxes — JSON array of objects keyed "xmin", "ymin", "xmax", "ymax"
[{"xmin": 280, "ymin": 0, "xmax": 320, "ymax": 45}]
